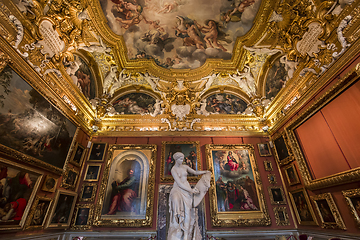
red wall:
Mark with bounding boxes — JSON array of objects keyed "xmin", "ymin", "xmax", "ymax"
[{"xmin": 79, "ymin": 135, "xmax": 295, "ymax": 231}]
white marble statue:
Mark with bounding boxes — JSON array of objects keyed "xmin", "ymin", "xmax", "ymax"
[
  {"xmin": 198, "ymin": 73, "xmax": 219, "ymax": 97},
  {"xmin": 103, "ymin": 66, "xmax": 118, "ymax": 94},
  {"xmin": 79, "ymin": 35, "xmax": 111, "ymax": 56},
  {"xmin": 168, "ymin": 152, "xmax": 211, "ymax": 240},
  {"xmin": 228, "ymin": 65, "xmax": 257, "ymax": 97}
]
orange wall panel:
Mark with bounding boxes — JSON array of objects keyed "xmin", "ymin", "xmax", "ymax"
[
  {"xmin": 321, "ymin": 81, "xmax": 360, "ymax": 169},
  {"xmin": 295, "ymin": 112, "xmax": 350, "ymax": 179}
]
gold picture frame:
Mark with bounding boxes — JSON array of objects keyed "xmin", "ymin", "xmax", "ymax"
[
  {"xmin": 47, "ymin": 190, "xmax": 78, "ymax": 228},
  {"xmin": 72, "ymin": 204, "xmax": 95, "ymax": 230},
  {"xmin": 79, "ymin": 183, "xmax": 98, "ymax": 202},
  {"xmin": 160, "ymin": 141, "xmax": 201, "ymax": 182},
  {"xmin": 88, "ymin": 142, "xmax": 108, "ymax": 162},
  {"xmin": 311, "ymin": 193, "xmax": 346, "ymax": 230},
  {"xmin": 264, "ymin": 160, "xmax": 273, "ymax": 171},
  {"xmin": 41, "ymin": 175, "xmax": 58, "ymax": 193},
  {"xmin": 205, "ymin": 144, "xmax": 270, "ymax": 227},
  {"xmin": 284, "ymin": 163, "xmax": 300, "ymax": 186},
  {"xmin": 268, "ymin": 186, "xmax": 286, "ymax": 205},
  {"xmin": 268, "ymin": 174, "xmax": 277, "ymax": 184},
  {"xmin": 272, "ymin": 132, "xmax": 293, "ymax": 166},
  {"xmin": 24, "ymin": 196, "xmax": 52, "ymax": 229},
  {"xmin": 289, "ymin": 188, "xmax": 317, "ymax": 226},
  {"xmin": 69, "ymin": 142, "xmax": 86, "ymax": 167},
  {"xmin": 273, "ymin": 206, "xmax": 290, "ymax": 226},
  {"xmin": 61, "ymin": 167, "xmax": 79, "ymax": 189},
  {"xmin": 285, "ymin": 66, "xmax": 360, "ymax": 190},
  {"xmin": 84, "ymin": 163, "xmax": 102, "ymax": 182},
  {"xmin": 93, "ymin": 144, "xmax": 157, "ymax": 227},
  {"xmin": 257, "ymin": 143, "xmax": 272, "ymax": 157},
  {"xmin": 0, "ymin": 158, "xmax": 43, "ymax": 230},
  {"xmin": 342, "ymin": 188, "xmax": 360, "ymax": 228}
]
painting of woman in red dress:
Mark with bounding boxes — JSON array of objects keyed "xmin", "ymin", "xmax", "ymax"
[{"xmin": 226, "ymin": 151, "xmax": 239, "ymax": 171}]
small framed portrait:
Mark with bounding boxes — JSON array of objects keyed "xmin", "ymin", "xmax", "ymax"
[
  {"xmin": 284, "ymin": 163, "xmax": 300, "ymax": 186},
  {"xmin": 289, "ymin": 188, "xmax": 317, "ymax": 226},
  {"xmin": 69, "ymin": 142, "xmax": 86, "ymax": 167},
  {"xmin": 257, "ymin": 143, "xmax": 272, "ymax": 157},
  {"xmin": 273, "ymin": 206, "xmax": 290, "ymax": 226},
  {"xmin": 72, "ymin": 204, "xmax": 94, "ymax": 230},
  {"xmin": 88, "ymin": 142, "xmax": 107, "ymax": 162},
  {"xmin": 161, "ymin": 141, "xmax": 201, "ymax": 182},
  {"xmin": 268, "ymin": 186, "xmax": 286, "ymax": 205},
  {"xmin": 41, "ymin": 175, "xmax": 58, "ymax": 192},
  {"xmin": 47, "ymin": 190, "xmax": 77, "ymax": 228},
  {"xmin": 84, "ymin": 163, "xmax": 102, "ymax": 181},
  {"xmin": 272, "ymin": 133, "xmax": 293, "ymax": 166},
  {"xmin": 311, "ymin": 193, "xmax": 346, "ymax": 230},
  {"xmin": 24, "ymin": 196, "xmax": 52, "ymax": 229},
  {"xmin": 79, "ymin": 183, "xmax": 97, "ymax": 202},
  {"xmin": 343, "ymin": 188, "xmax": 360, "ymax": 228},
  {"xmin": 61, "ymin": 168, "xmax": 79, "ymax": 189},
  {"xmin": 268, "ymin": 174, "xmax": 277, "ymax": 184},
  {"xmin": 264, "ymin": 160, "xmax": 273, "ymax": 171}
]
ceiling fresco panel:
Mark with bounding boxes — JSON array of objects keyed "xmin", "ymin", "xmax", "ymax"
[{"xmin": 99, "ymin": 0, "xmax": 262, "ymax": 69}]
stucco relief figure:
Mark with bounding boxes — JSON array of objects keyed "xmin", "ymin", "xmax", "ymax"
[
  {"xmin": 106, "ymin": 169, "xmax": 138, "ymax": 215},
  {"xmin": 168, "ymin": 152, "xmax": 211, "ymax": 240}
]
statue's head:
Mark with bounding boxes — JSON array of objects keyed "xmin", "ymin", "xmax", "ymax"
[{"xmin": 173, "ymin": 152, "xmax": 184, "ymax": 163}]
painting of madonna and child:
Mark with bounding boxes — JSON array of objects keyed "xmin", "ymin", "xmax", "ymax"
[
  {"xmin": 211, "ymin": 147, "xmax": 260, "ymax": 212},
  {"xmin": 100, "ymin": 0, "xmax": 262, "ymax": 69}
]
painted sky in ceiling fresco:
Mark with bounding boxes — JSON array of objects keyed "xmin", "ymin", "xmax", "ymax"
[
  {"xmin": 206, "ymin": 93, "xmax": 247, "ymax": 114},
  {"xmin": 100, "ymin": 0, "xmax": 261, "ymax": 69}
]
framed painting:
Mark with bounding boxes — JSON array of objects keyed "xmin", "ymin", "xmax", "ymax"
[
  {"xmin": 79, "ymin": 183, "xmax": 97, "ymax": 202},
  {"xmin": 268, "ymin": 174, "xmax": 277, "ymax": 184},
  {"xmin": 311, "ymin": 193, "xmax": 346, "ymax": 230},
  {"xmin": 284, "ymin": 163, "xmax": 300, "ymax": 186},
  {"xmin": 24, "ymin": 196, "xmax": 52, "ymax": 229},
  {"xmin": 268, "ymin": 186, "xmax": 286, "ymax": 205},
  {"xmin": 47, "ymin": 190, "xmax": 77, "ymax": 228},
  {"xmin": 72, "ymin": 204, "xmax": 94, "ymax": 230},
  {"xmin": 272, "ymin": 133, "xmax": 293, "ymax": 166},
  {"xmin": 160, "ymin": 141, "xmax": 201, "ymax": 182},
  {"xmin": 0, "ymin": 158, "xmax": 43, "ymax": 230},
  {"xmin": 61, "ymin": 168, "xmax": 79, "ymax": 189},
  {"xmin": 257, "ymin": 143, "xmax": 272, "ymax": 157},
  {"xmin": 88, "ymin": 142, "xmax": 107, "ymax": 162},
  {"xmin": 289, "ymin": 188, "xmax": 317, "ymax": 226},
  {"xmin": 69, "ymin": 142, "xmax": 86, "ymax": 167},
  {"xmin": 0, "ymin": 65, "xmax": 77, "ymax": 174},
  {"xmin": 342, "ymin": 188, "xmax": 360, "ymax": 228},
  {"xmin": 94, "ymin": 144, "xmax": 156, "ymax": 227},
  {"xmin": 84, "ymin": 163, "xmax": 101, "ymax": 182},
  {"xmin": 273, "ymin": 206, "xmax": 290, "ymax": 226},
  {"xmin": 205, "ymin": 144, "xmax": 270, "ymax": 227},
  {"xmin": 264, "ymin": 160, "xmax": 273, "ymax": 171},
  {"xmin": 41, "ymin": 175, "xmax": 58, "ymax": 193}
]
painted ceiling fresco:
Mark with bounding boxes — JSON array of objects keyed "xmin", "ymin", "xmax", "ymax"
[{"xmin": 100, "ymin": 0, "xmax": 261, "ymax": 69}]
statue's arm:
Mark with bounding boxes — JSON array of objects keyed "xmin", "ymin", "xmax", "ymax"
[{"xmin": 186, "ymin": 165, "xmax": 211, "ymax": 176}]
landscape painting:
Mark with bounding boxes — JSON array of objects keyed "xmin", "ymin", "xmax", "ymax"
[
  {"xmin": 205, "ymin": 93, "xmax": 248, "ymax": 114},
  {"xmin": 0, "ymin": 66, "xmax": 77, "ymax": 170},
  {"xmin": 99, "ymin": 0, "xmax": 262, "ymax": 69}
]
